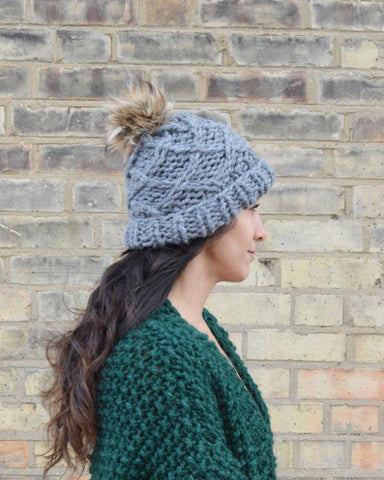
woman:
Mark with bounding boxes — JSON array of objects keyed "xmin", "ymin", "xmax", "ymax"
[{"xmin": 43, "ymin": 74, "xmax": 276, "ymax": 479}]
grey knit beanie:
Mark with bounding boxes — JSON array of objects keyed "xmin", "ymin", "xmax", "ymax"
[{"xmin": 107, "ymin": 78, "xmax": 274, "ymax": 249}]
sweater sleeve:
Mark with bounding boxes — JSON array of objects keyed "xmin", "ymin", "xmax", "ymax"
[{"xmin": 94, "ymin": 325, "xmax": 249, "ymax": 480}]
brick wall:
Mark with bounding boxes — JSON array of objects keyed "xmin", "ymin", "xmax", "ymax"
[{"xmin": 0, "ymin": 0, "xmax": 383, "ymax": 478}]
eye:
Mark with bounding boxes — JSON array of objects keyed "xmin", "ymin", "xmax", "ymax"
[{"xmin": 249, "ymin": 203, "xmax": 260, "ymax": 212}]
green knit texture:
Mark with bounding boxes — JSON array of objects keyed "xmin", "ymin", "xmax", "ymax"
[{"xmin": 90, "ymin": 300, "xmax": 276, "ymax": 479}]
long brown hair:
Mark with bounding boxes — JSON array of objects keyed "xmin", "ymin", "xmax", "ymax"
[{"xmin": 42, "ymin": 236, "xmax": 218, "ymax": 476}]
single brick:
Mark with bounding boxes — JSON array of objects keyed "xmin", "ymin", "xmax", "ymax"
[
  {"xmin": 331, "ymin": 405, "xmax": 379, "ymax": 434},
  {"xmin": 247, "ymin": 330, "xmax": 345, "ymax": 361},
  {"xmin": 264, "ymin": 219, "xmax": 362, "ymax": 253},
  {"xmin": 206, "ymin": 292, "xmax": 291, "ymax": 325},
  {"xmin": 299, "ymin": 441, "xmax": 344, "ymax": 469},
  {"xmin": 351, "ymin": 113, "xmax": 384, "ymax": 142},
  {"xmin": 0, "ymin": 370, "xmax": 18, "ymax": 395},
  {"xmin": 295, "ymin": 294, "xmax": 343, "ymax": 326},
  {"xmin": 13, "ymin": 106, "xmax": 107, "ymax": 136},
  {"xmin": 0, "ymin": 146, "xmax": 30, "ymax": 173},
  {"xmin": 230, "ymin": 34, "xmax": 333, "ymax": 67},
  {"xmin": 0, "ymin": 441, "xmax": 28, "ymax": 469},
  {"xmin": 341, "ymin": 38, "xmax": 384, "ymax": 69},
  {"xmin": 38, "ymin": 66, "xmax": 128, "ymax": 99},
  {"xmin": 40, "ymin": 144, "xmax": 120, "ymax": 173},
  {"xmin": 321, "ymin": 72, "xmax": 384, "ymax": 105},
  {"xmin": 0, "ymin": 289, "xmax": 31, "ymax": 322},
  {"xmin": 200, "ymin": 0, "xmax": 300, "ymax": 27},
  {"xmin": 248, "ymin": 367, "xmax": 289, "ymax": 398},
  {"xmin": 0, "ymin": 179, "xmax": 64, "ymax": 212},
  {"xmin": 0, "ymin": 328, "xmax": 27, "ymax": 358},
  {"xmin": 0, "ymin": 67, "xmax": 28, "ymax": 98},
  {"xmin": 350, "ymin": 295, "xmax": 384, "ymax": 327},
  {"xmin": 58, "ymin": 30, "xmax": 110, "ymax": 63},
  {"xmin": 0, "ymin": 0, "xmax": 25, "ymax": 21},
  {"xmin": 37, "ymin": 291, "xmax": 75, "ymax": 322},
  {"xmin": 354, "ymin": 335, "xmax": 384, "ymax": 363},
  {"xmin": 334, "ymin": 148, "xmax": 384, "ymax": 179},
  {"xmin": 117, "ymin": 31, "xmax": 220, "ymax": 64},
  {"xmin": 371, "ymin": 224, "xmax": 384, "ymax": 252},
  {"xmin": 353, "ymin": 185, "xmax": 384, "ymax": 218},
  {"xmin": 73, "ymin": 181, "xmax": 121, "ymax": 212},
  {"xmin": 281, "ymin": 257, "xmax": 382, "ymax": 289},
  {"xmin": 311, "ymin": 0, "xmax": 384, "ymax": 31},
  {"xmin": 146, "ymin": 0, "xmax": 191, "ymax": 26},
  {"xmin": 10, "ymin": 255, "xmax": 112, "ymax": 286},
  {"xmin": 152, "ymin": 70, "xmax": 198, "ymax": 101},
  {"xmin": 351, "ymin": 442, "xmax": 384, "ymax": 469},
  {"xmin": 207, "ymin": 72, "xmax": 307, "ymax": 103},
  {"xmin": 274, "ymin": 440, "xmax": 293, "ymax": 469},
  {"xmin": 297, "ymin": 369, "xmax": 384, "ymax": 400},
  {"xmin": 268, "ymin": 404, "xmax": 323, "ymax": 433},
  {"xmin": 261, "ymin": 184, "xmax": 344, "ymax": 215},
  {"xmin": 239, "ymin": 109, "xmax": 343, "ymax": 140},
  {"xmin": 255, "ymin": 146, "xmax": 324, "ymax": 177},
  {"xmin": 32, "ymin": 0, "xmax": 136, "ymax": 24},
  {"xmin": 101, "ymin": 218, "xmax": 126, "ymax": 249},
  {"xmin": 0, "ymin": 29, "xmax": 52, "ymax": 61},
  {"xmin": 0, "ymin": 217, "xmax": 93, "ymax": 248},
  {"xmin": 25, "ymin": 370, "xmax": 50, "ymax": 396},
  {"xmin": 0, "ymin": 401, "xmax": 48, "ymax": 431}
]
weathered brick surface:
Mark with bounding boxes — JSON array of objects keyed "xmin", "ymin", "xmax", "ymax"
[
  {"xmin": 230, "ymin": 35, "xmax": 333, "ymax": 66},
  {"xmin": 298, "ymin": 369, "xmax": 384, "ymax": 400},
  {"xmin": 299, "ymin": 441, "xmax": 344, "ymax": 468},
  {"xmin": 239, "ymin": 109, "xmax": 344, "ymax": 140},
  {"xmin": 13, "ymin": 106, "xmax": 107, "ymax": 136},
  {"xmin": 146, "ymin": 0, "xmax": 191, "ymax": 26},
  {"xmin": 350, "ymin": 295, "xmax": 384, "ymax": 328},
  {"xmin": 342, "ymin": 38, "xmax": 384, "ymax": 69},
  {"xmin": 0, "ymin": 179, "xmax": 65, "ymax": 212},
  {"xmin": 0, "ymin": 217, "xmax": 93, "ymax": 249},
  {"xmin": 32, "ymin": 0, "xmax": 136, "ymax": 25},
  {"xmin": 73, "ymin": 181, "xmax": 121, "ymax": 212},
  {"xmin": 0, "ymin": 0, "xmax": 25, "ymax": 21},
  {"xmin": 320, "ymin": 73, "xmax": 384, "ymax": 105},
  {"xmin": 264, "ymin": 219, "xmax": 362, "ymax": 252},
  {"xmin": 294, "ymin": 294, "xmax": 343, "ymax": 326},
  {"xmin": 0, "ymin": 67, "xmax": 29, "ymax": 98},
  {"xmin": 281, "ymin": 257, "xmax": 382, "ymax": 289},
  {"xmin": 0, "ymin": 29, "xmax": 52, "ymax": 61},
  {"xmin": 331, "ymin": 405, "xmax": 379, "ymax": 434},
  {"xmin": 1, "ymin": 1, "xmax": 383, "ymax": 478},
  {"xmin": 40, "ymin": 144, "xmax": 120, "ymax": 173},
  {"xmin": 117, "ymin": 32, "xmax": 220, "ymax": 64},
  {"xmin": 334, "ymin": 148, "xmax": 384, "ymax": 178},
  {"xmin": 311, "ymin": 0, "xmax": 384, "ymax": 31},
  {"xmin": 200, "ymin": 0, "xmax": 301, "ymax": 27},
  {"xmin": 207, "ymin": 72, "xmax": 307, "ymax": 103},
  {"xmin": 58, "ymin": 30, "xmax": 111, "ymax": 63},
  {"xmin": 0, "ymin": 146, "xmax": 30, "ymax": 172}
]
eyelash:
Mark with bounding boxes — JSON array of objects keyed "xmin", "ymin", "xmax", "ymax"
[{"xmin": 249, "ymin": 203, "xmax": 260, "ymax": 211}]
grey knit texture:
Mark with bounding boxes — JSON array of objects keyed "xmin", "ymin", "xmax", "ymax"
[{"xmin": 124, "ymin": 111, "xmax": 274, "ymax": 248}]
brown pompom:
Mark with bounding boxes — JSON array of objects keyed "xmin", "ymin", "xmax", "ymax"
[{"xmin": 107, "ymin": 72, "xmax": 173, "ymax": 159}]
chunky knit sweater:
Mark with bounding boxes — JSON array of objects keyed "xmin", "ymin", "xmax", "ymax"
[{"xmin": 90, "ymin": 300, "xmax": 276, "ymax": 479}]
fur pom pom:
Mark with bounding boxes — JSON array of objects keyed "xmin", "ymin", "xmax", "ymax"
[{"xmin": 107, "ymin": 72, "xmax": 173, "ymax": 159}]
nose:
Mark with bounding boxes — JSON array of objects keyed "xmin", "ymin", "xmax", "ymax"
[{"xmin": 254, "ymin": 213, "xmax": 267, "ymax": 242}]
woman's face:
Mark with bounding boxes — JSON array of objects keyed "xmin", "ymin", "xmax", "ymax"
[{"xmin": 202, "ymin": 202, "xmax": 267, "ymax": 284}]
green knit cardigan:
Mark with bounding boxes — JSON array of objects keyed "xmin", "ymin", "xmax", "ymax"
[{"xmin": 90, "ymin": 300, "xmax": 276, "ymax": 479}]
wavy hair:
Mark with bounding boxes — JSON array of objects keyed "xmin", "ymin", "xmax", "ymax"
[{"xmin": 41, "ymin": 228, "xmax": 232, "ymax": 477}]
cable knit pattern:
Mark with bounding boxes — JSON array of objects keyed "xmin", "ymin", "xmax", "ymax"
[
  {"xmin": 124, "ymin": 112, "xmax": 274, "ymax": 248},
  {"xmin": 90, "ymin": 301, "xmax": 276, "ymax": 479}
]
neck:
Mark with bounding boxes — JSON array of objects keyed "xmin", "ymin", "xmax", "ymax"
[{"xmin": 168, "ymin": 252, "xmax": 216, "ymax": 323}]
